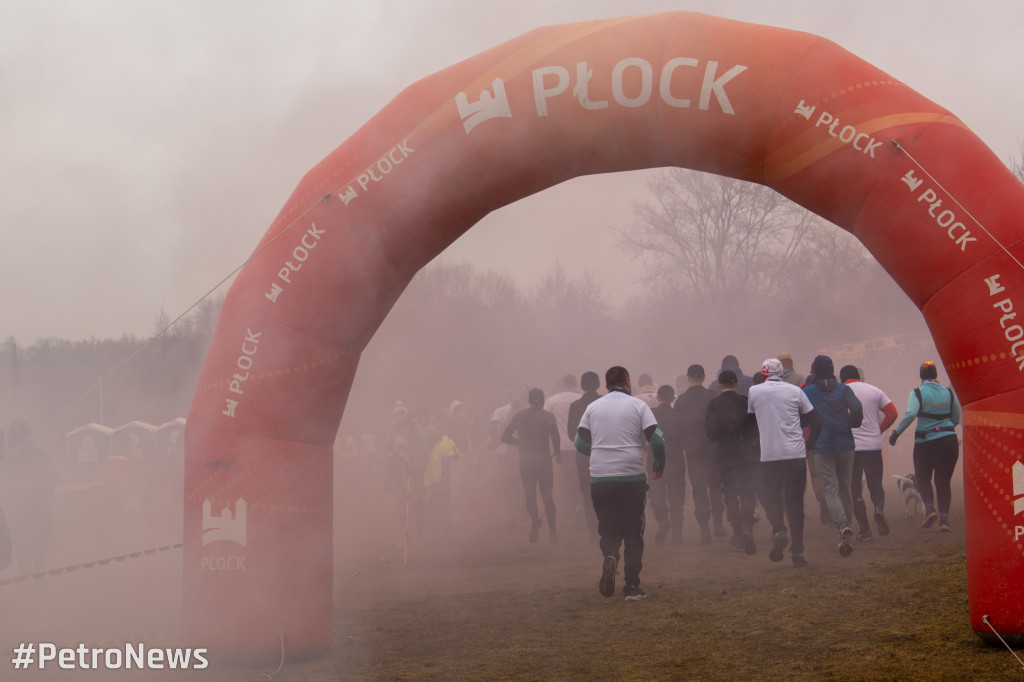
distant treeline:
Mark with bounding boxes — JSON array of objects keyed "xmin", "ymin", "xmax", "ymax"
[
  {"xmin": 0, "ymin": 252, "xmax": 927, "ymax": 467},
  {"xmin": 0, "ymin": 297, "xmax": 222, "ymax": 459}
]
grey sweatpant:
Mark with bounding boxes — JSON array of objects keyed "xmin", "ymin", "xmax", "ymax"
[{"xmin": 813, "ymin": 450, "xmax": 855, "ymax": 529}]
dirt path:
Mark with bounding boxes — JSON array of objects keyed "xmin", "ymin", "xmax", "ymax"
[{"xmin": 335, "ymin": 487, "xmax": 967, "ymax": 612}]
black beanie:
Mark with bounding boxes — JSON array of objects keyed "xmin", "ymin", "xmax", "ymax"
[
  {"xmin": 811, "ymin": 355, "xmax": 834, "ymax": 379},
  {"xmin": 718, "ymin": 370, "xmax": 738, "ymax": 386}
]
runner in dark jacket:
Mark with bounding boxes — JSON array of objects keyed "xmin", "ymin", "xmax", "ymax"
[
  {"xmin": 705, "ymin": 371, "xmax": 761, "ymax": 554},
  {"xmin": 802, "ymin": 355, "xmax": 863, "ymax": 557},
  {"xmin": 674, "ymin": 364, "xmax": 726, "ymax": 543},
  {"xmin": 650, "ymin": 385, "xmax": 686, "ymax": 545},
  {"xmin": 567, "ymin": 371, "xmax": 602, "ymax": 538},
  {"xmin": 502, "ymin": 388, "xmax": 561, "ymax": 544}
]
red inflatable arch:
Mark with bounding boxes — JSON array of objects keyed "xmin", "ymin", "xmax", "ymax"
[{"xmin": 184, "ymin": 11, "xmax": 1024, "ymax": 653}]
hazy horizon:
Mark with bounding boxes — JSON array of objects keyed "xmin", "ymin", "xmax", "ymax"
[{"xmin": 2, "ymin": 0, "xmax": 1022, "ymax": 344}]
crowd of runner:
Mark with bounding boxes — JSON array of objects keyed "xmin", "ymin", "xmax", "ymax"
[{"xmin": 337, "ymin": 353, "xmax": 962, "ymax": 601}]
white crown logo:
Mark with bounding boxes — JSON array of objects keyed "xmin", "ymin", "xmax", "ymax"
[{"xmin": 202, "ymin": 498, "xmax": 247, "ymax": 547}]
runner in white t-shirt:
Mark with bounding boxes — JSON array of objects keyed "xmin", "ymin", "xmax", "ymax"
[
  {"xmin": 575, "ymin": 366, "xmax": 664, "ymax": 602},
  {"xmin": 839, "ymin": 365, "xmax": 899, "ymax": 541},
  {"xmin": 747, "ymin": 358, "xmax": 821, "ymax": 568},
  {"xmin": 544, "ymin": 374, "xmax": 582, "ymax": 532}
]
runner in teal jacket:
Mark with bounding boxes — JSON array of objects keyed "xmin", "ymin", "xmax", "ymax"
[
  {"xmin": 888, "ymin": 362, "xmax": 961, "ymax": 531},
  {"xmin": 891, "ymin": 377, "xmax": 961, "ymax": 443}
]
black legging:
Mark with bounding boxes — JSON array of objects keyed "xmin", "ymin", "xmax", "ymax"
[
  {"xmin": 852, "ymin": 449, "xmax": 885, "ymax": 531},
  {"xmin": 719, "ymin": 461, "xmax": 759, "ymax": 533},
  {"xmin": 912, "ymin": 435, "xmax": 960, "ymax": 516},
  {"xmin": 519, "ymin": 453, "xmax": 556, "ymax": 531},
  {"xmin": 687, "ymin": 452, "xmax": 725, "ymax": 523}
]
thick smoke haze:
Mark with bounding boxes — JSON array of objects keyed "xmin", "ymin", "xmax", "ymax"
[
  {"xmin": 1, "ymin": 0, "xmax": 1022, "ymax": 343},
  {"xmin": 0, "ymin": 1, "xmax": 1018, "ymax": 676}
]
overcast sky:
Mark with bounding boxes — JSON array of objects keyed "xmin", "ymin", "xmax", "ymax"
[{"xmin": 2, "ymin": 0, "xmax": 1022, "ymax": 344}]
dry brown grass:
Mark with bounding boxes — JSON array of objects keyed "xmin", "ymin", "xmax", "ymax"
[
  {"xmin": 319, "ymin": 546, "xmax": 1019, "ymax": 681},
  {"xmin": 7, "ymin": 483, "xmax": 1016, "ymax": 681}
]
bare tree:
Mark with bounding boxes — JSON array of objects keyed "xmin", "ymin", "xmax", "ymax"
[
  {"xmin": 531, "ymin": 261, "xmax": 609, "ymax": 319},
  {"xmin": 1011, "ymin": 142, "xmax": 1024, "ymax": 183},
  {"xmin": 782, "ymin": 221, "xmax": 875, "ymax": 298},
  {"xmin": 617, "ymin": 166, "xmax": 926, "ymax": 354},
  {"xmin": 406, "ymin": 261, "xmax": 523, "ymax": 314},
  {"xmin": 619, "ymin": 169, "xmax": 814, "ymax": 309}
]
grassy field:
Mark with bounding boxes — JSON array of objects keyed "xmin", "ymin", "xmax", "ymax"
[
  {"xmin": 320, "ymin": 547, "xmax": 1019, "ymax": 681},
  {"xmin": 6, "ymin": 481, "xmax": 1022, "ymax": 681},
  {"xmin": 8, "ymin": 531, "xmax": 1018, "ymax": 681},
  {"xmin": 191, "ymin": 499, "xmax": 1019, "ymax": 682}
]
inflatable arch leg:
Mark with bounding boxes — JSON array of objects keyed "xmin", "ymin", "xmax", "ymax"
[{"xmin": 184, "ymin": 11, "xmax": 1024, "ymax": 653}]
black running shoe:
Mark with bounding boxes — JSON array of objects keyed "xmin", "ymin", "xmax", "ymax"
[
  {"xmin": 791, "ymin": 553, "xmax": 808, "ymax": 568},
  {"xmin": 623, "ymin": 585, "xmax": 647, "ymax": 601},
  {"xmin": 769, "ymin": 531, "xmax": 788, "ymax": 562},
  {"xmin": 599, "ymin": 555, "xmax": 617, "ymax": 598},
  {"xmin": 529, "ymin": 518, "xmax": 542, "ymax": 543}
]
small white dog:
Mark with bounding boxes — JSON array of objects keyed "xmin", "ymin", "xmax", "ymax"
[{"xmin": 893, "ymin": 474, "xmax": 923, "ymax": 519}]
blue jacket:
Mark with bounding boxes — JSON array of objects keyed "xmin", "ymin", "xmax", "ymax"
[{"xmin": 802, "ymin": 378, "xmax": 864, "ymax": 454}]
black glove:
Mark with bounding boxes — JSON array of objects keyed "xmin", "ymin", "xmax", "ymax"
[{"xmin": 888, "ymin": 431, "xmax": 899, "ymax": 447}]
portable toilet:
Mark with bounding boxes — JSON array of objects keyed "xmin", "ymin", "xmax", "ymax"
[
  {"xmin": 65, "ymin": 423, "xmax": 115, "ymax": 481},
  {"xmin": 108, "ymin": 421, "xmax": 158, "ymax": 494},
  {"xmin": 111, "ymin": 421, "xmax": 159, "ymax": 461},
  {"xmin": 156, "ymin": 418, "xmax": 186, "ymax": 470},
  {"xmin": 155, "ymin": 418, "xmax": 187, "ymax": 525}
]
